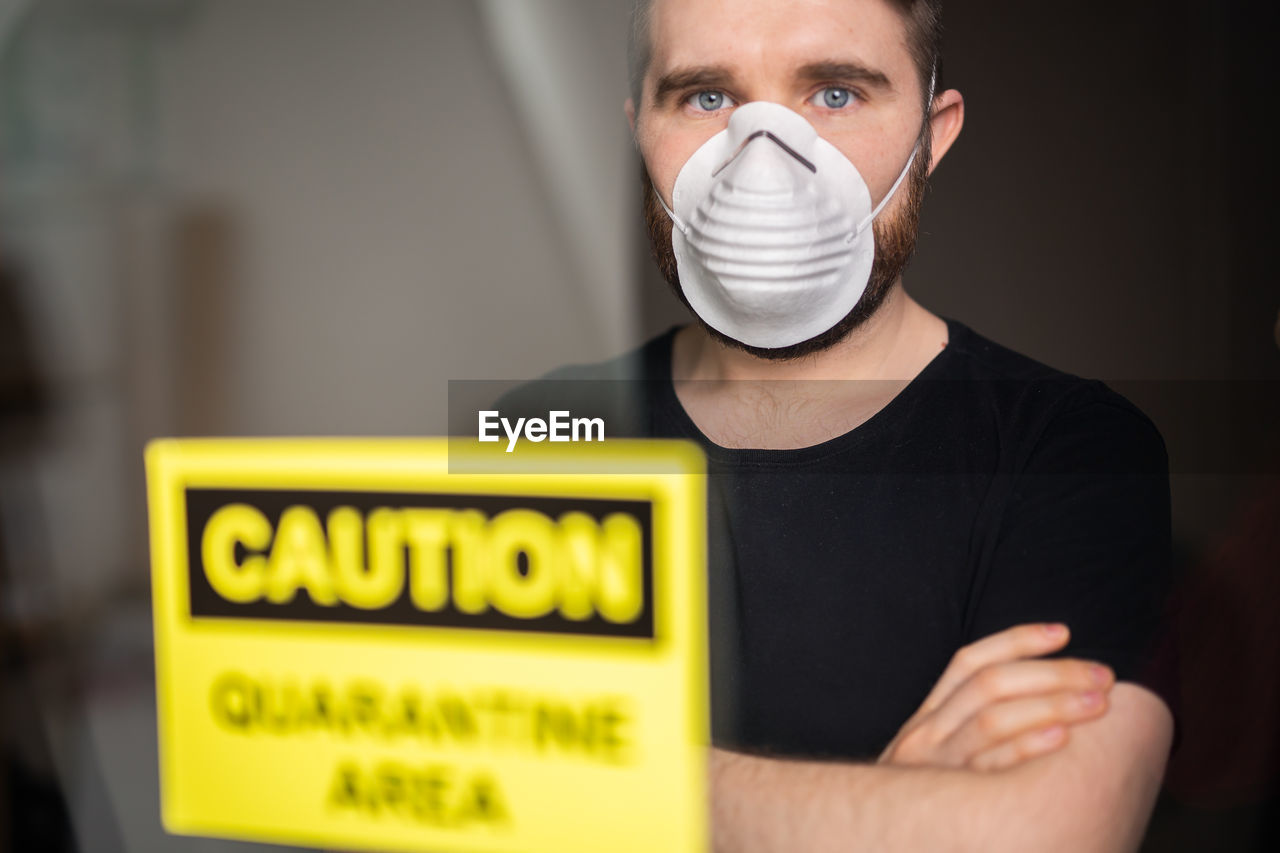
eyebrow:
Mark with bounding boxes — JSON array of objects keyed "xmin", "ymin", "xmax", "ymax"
[
  {"xmin": 796, "ymin": 61, "xmax": 894, "ymax": 91},
  {"xmin": 651, "ymin": 65, "xmax": 735, "ymax": 106},
  {"xmin": 650, "ymin": 60, "xmax": 895, "ymax": 107}
]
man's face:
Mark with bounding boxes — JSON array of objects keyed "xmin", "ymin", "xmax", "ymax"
[{"xmin": 632, "ymin": 0, "xmax": 932, "ymax": 359}]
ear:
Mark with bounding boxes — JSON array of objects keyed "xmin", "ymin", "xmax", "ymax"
[
  {"xmin": 625, "ymin": 97, "xmax": 638, "ymax": 135},
  {"xmin": 926, "ymin": 89, "xmax": 965, "ymax": 174}
]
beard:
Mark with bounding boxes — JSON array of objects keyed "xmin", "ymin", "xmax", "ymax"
[{"xmin": 642, "ymin": 139, "xmax": 930, "ymax": 362}]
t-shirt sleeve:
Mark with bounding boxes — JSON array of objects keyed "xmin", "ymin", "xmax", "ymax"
[{"xmin": 965, "ymin": 386, "xmax": 1180, "ymax": 748}]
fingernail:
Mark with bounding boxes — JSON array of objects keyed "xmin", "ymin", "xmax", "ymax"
[
  {"xmin": 1091, "ymin": 665, "xmax": 1112, "ymax": 686},
  {"xmin": 1078, "ymin": 691, "xmax": 1103, "ymax": 709},
  {"xmin": 1042, "ymin": 623, "xmax": 1066, "ymax": 638}
]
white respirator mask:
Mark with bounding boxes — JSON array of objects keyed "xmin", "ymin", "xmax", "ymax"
[{"xmin": 655, "ymin": 94, "xmax": 929, "ymax": 350}]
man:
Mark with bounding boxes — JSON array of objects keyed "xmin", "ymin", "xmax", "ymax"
[{"xmin": 508, "ymin": 0, "xmax": 1176, "ymax": 848}]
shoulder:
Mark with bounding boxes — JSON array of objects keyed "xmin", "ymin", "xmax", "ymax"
[
  {"xmin": 940, "ymin": 320, "xmax": 1168, "ymax": 476},
  {"xmin": 488, "ymin": 327, "xmax": 681, "ymax": 437}
]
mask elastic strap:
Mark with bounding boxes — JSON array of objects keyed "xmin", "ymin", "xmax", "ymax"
[
  {"xmin": 654, "ymin": 186, "xmax": 689, "ymax": 236},
  {"xmin": 855, "ymin": 146, "xmax": 918, "ymax": 235},
  {"xmin": 855, "ymin": 67, "xmax": 937, "ymax": 236}
]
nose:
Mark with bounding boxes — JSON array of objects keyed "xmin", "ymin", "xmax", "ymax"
[
  {"xmin": 726, "ymin": 101, "xmax": 819, "ymax": 149},
  {"xmin": 715, "ymin": 101, "xmax": 821, "ymax": 178}
]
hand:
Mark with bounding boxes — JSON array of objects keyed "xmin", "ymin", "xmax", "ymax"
[{"xmin": 878, "ymin": 623, "xmax": 1114, "ymax": 772}]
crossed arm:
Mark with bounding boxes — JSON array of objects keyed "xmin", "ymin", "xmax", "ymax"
[{"xmin": 711, "ymin": 629, "xmax": 1174, "ymax": 852}]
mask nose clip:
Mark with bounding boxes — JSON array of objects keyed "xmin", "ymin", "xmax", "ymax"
[{"xmin": 711, "ymin": 130, "xmax": 817, "ymax": 178}]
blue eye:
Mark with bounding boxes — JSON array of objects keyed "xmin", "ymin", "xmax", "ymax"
[
  {"xmin": 815, "ymin": 87, "xmax": 855, "ymax": 109},
  {"xmin": 690, "ymin": 91, "xmax": 734, "ymax": 112}
]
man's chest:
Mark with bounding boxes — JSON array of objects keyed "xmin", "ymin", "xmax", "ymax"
[{"xmin": 711, "ymin": 467, "xmax": 996, "ymax": 759}]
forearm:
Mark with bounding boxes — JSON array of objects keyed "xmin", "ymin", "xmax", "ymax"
[
  {"xmin": 711, "ymin": 691, "xmax": 1169, "ymax": 853},
  {"xmin": 712, "ymin": 748, "xmax": 1005, "ymax": 853}
]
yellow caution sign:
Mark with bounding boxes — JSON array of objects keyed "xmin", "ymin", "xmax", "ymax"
[{"xmin": 146, "ymin": 438, "xmax": 708, "ymax": 853}]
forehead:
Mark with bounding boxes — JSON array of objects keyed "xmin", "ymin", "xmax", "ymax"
[{"xmin": 647, "ymin": 0, "xmax": 913, "ymax": 85}]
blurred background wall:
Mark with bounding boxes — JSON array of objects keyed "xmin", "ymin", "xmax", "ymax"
[{"xmin": 0, "ymin": 0, "xmax": 1275, "ymax": 851}]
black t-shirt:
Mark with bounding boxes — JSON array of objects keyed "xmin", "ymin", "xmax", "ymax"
[{"xmin": 498, "ymin": 318, "xmax": 1178, "ymax": 760}]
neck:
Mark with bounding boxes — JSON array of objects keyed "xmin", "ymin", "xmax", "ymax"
[{"xmin": 673, "ymin": 283, "xmax": 947, "ymax": 383}]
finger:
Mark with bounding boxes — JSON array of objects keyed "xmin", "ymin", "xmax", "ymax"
[
  {"xmin": 939, "ymin": 689, "xmax": 1109, "ymax": 764},
  {"xmin": 968, "ymin": 726, "xmax": 1070, "ymax": 772},
  {"xmin": 922, "ymin": 658, "xmax": 1114, "ymax": 740},
  {"xmin": 918, "ymin": 623, "xmax": 1071, "ymax": 715}
]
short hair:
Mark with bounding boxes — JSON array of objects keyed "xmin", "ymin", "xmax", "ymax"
[{"xmin": 627, "ymin": 0, "xmax": 943, "ymax": 114}]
